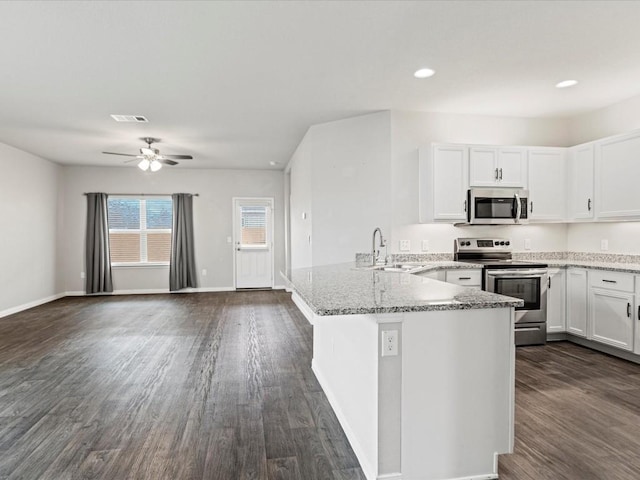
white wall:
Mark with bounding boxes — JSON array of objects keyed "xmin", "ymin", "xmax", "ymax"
[
  {"xmin": 0, "ymin": 143, "xmax": 62, "ymax": 316},
  {"xmin": 391, "ymin": 110, "xmax": 571, "ymax": 254},
  {"xmin": 289, "ymin": 112, "xmax": 392, "ymax": 268},
  {"xmin": 568, "ymin": 92, "xmax": 640, "ymax": 145},
  {"xmin": 61, "ymin": 166, "xmax": 285, "ymax": 293}
]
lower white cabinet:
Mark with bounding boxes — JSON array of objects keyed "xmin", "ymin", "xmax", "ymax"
[
  {"xmin": 445, "ymin": 269, "xmax": 481, "ymax": 288},
  {"xmin": 636, "ymin": 278, "xmax": 640, "ymax": 356},
  {"xmin": 547, "ymin": 268, "xmax": 566, "ymax": 333},
  {"xmin": 588, "ymin": 271, "xmax": 635, "ymax": 351},
  {"xmin": 566, "ymin": 268, "xmax": 588, "ymax": 337}
]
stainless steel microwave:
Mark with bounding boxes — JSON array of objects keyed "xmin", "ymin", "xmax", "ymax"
[{"xmin": 466, "ymin": 188, "xmax": 529, "ymax": 225}]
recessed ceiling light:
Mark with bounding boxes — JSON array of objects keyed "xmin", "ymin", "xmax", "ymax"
[
  {"xmin": 555, "ymin": 80, "xmax": 578, "ymax": 89},
  {"xmin": 414, "ymin": 68, "xmax": 435, "ymax": 79},
  {"xmin": 269, "ymin": 161, "xmax": 279, "ymax": 166}
]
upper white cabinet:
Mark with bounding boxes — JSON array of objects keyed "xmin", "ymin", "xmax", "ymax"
[
  {"xmin": 469, "ymin": 146, "xmax": 527, "ymax": 188},
  {"xmin": 568, "ymin": 143, "xmax": 595, "ymax": 220},
  {"xmin": 419, "ymin": 144, "xmax": 469, "ymax": 222},
  {"xmin": 527, "ymin": 147, "xmax": 566, "ymax": 221},
  {"xmin": 595, "ymin": 131, "xmax": 640, "ymax": 219}
]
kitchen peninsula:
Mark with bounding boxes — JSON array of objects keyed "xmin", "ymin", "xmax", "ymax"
[{"xmin": 287, "ymin": 263, "xmax": 523, "ymax": 480}]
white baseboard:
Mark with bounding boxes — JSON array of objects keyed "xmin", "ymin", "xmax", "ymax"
[
  {"xmin": 312, "ymin": 361, "xmax": 377, "ymax": 480},
  {"xmin": 0, "ymin": 293, "xmax": 66, "ymax": 319}
]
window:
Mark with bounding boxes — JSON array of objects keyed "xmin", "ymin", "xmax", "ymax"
[
  {"xmin": 240, "ymin": 206, "xmax": 267, "ymax": 247},
  {"xmin": 107, "ymin": 197, "xmax": 172, "ymax": 265}
]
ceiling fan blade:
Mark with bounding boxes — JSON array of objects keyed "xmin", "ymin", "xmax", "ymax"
[
  {"xmin": 161, "ymin": 154, "xmax": 193, "ymax": 160},
  {"xmin": 102, "ymin": 151, "xmax": 139, "ymax": 157},
  {"xmin": 159, "ymin": 159, "xmax": 179, "ymax": 166},
  {"xmin": 124, "ymin": 156, "xmax": 145, "ymax": 164}
]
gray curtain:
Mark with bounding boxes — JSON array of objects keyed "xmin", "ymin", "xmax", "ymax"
[
  {"xmin": 170, "ymin": 193, "xmax": 198, "ymax": 291},
  {"xmin": 85, "ymin": 193, "xmax": 113, "ymax": 294}
]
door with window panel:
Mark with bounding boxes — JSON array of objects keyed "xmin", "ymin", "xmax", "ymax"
[{"xmin": 234, "ymin": 198, "xmax": 273, "ymax": 289}]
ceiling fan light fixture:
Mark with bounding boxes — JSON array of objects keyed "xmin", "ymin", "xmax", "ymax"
[
  {"xmin": 150, "ymin": 159, "xmax": 162, "ymax": 172},
  {"xmin": 138, "ymin": 158, "xmax": 151, "ymax": 171}
]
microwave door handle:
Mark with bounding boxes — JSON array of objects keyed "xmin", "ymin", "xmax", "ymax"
[{"xmin": 514, "ymin": 193, "xmax": 522, "ymax": 223}]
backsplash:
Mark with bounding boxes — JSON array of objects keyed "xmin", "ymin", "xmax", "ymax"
[{"xmin": 356, "ymin": 251, "xmax": 640, "ymax": 265}]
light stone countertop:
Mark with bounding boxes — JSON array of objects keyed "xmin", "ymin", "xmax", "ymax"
[{"xmin": 287, "ymin": 263, "xmax": 521, "ymax": 316}]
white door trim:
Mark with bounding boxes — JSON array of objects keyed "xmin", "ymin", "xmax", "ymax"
[{"xmin": 232, "ymin": 197, "xmax": 275, "ymax": 289}]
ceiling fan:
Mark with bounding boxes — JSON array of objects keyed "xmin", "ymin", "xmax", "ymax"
[{"xmin": 102, "ymin": 137, "xmax": 193, "ymax": 171}]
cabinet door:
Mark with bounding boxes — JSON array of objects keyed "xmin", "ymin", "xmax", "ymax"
[
  {"xmin": 422, "ymin": 145, "xmax": 469, "ymax": 221},
  {"xmin": 589, "ymin": 289, "xmax": 634, "ymax": 351},
  {"xmin": 445, "ymin": 269, "xmax": 482, "ymax": 288},
  {"xmin": 596, "ymin": 131, "xmax": 640, "ymax": 218},
  {"xmin": 568, "ymin": 144, "xmax": 595, "ymax": 220},
  {"xmin": 498, "ymin": 147, "xmax": 527, "ymax": 187},
  {"xmin": 635, "ymin": 277, "xmax": 640, "ymax": 355},
  {"xmin": 547, "ymin": 269, "xmax": 566, "ymax": 333},
  {"xmin": 528, "ymin": 148, "xmax": 566, "ymax": 221},
  {"xmin": 469, "ymin": 147, "xmax": 499, "ymax": 187},
  {"xmin": 566, "ymin": 268, "xmax": 588, "ymax": 337}
]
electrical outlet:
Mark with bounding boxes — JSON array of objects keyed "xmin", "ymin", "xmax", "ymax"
[
  {"xmin": 399, "ymin": 240, "xmax": 410, "ymax": 252},
  {"xmin": 80, "ymin": 272, "xmax": 85, "ymax": 279},
  {"xmin": 524, "ymin": 239, "xmax": 531, "ymax": 250},
  {"xmin": 226, "ymin": 236, "xmax": 232, "ymax": 243},
  {"xmin": 421, "ymin": 240, "xmax": 429, "ymax": 252},
  {"xmin": 381, "ymin": 330, "xmax": 398, "ymax": 357},
  {"xmin": 601, "ymin": 239, "xmax": 609, "ymax": 251},
  {"xmin": 202, "ymin": 269, "xmax": 207, "ymax": 276}
]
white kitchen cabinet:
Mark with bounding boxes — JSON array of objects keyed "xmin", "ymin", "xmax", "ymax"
[
  {"xmin": 568, "ymin": 143, "xmax": 595, "ymax": 220},
  {"xmin": 588, "ymin": 270, "xmax": 635, "ymax": 351},
  {"xmin": 419, "ymin": 144, "xmax": 469, "ymax": 222},
  {"xmin": 595, "ymin": 131, "xmax": 640, "ymax": 219},
  {"xmin": 527, "ymin": 147, "xmax": 566, "ymax": 221},
  {"xmin": 547, "ymin": 268, "xmax": 566, "ymax": 334},
  {"xmin": 635, "ymin": 277, "xmax": 640, "ymax": 356},
  {"xmin": 566, "ymin": 268, "xmax": 588, "ymax": 337},
  {"xmin": 445, "ymin": 269, "xmax": 481, "ymax": 288},
  {"xmin": 469, "ymin": 146, "xmax": 526, "ymax": 188}
]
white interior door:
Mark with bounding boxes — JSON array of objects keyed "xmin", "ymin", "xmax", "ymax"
[{"xmin": 234, "ymin": 198, "xmax": 273, "ymax": 289}]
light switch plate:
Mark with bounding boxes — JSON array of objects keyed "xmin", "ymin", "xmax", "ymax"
[
  {"xmin": 601, "ymin": 239, "xmax": 609, "ymax": 251},
  {"xmin": 421, "ymin": 240, "xmax": 429, "ymax": 252},
  {"xmin": 524, "ymin": 239, "xmax": 531, "ymax": 250},
  {"xmin": 399, "ymin": 240, "xmax": 410, "ymax": 251}
]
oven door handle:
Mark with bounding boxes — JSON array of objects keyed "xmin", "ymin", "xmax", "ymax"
[{"xmin": 486, "ymin": 269, "xmax": 548, "ymax": 277}]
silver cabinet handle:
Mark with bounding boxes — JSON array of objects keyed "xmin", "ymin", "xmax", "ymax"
[
  {"xmin": 548, "ymin": 277, "xmax": 551, "ymax": 288},
  {"xmin": 499, "ymin": 168, "xmax": 503, "ymax": 180},
  {"xmin": 627, "ymin": 302, "xmax": 631, "ymax": 318},
  {"xmin": 602, "ymin": 279, "xmax": 617, "ymax": 283},
  {"xmin": 495, "ymin": 168, "xmax": 499, "ymax": 180},
  {"xmin": 530, "ymin": 201, "xmax": 533, "ymax": 213},
  {"xmin": 458, "ymin": 277, "xmax": 471, "ymax": 280},
  {"xmin": 463, "ymin": 199, "xmax": 467, "ymax": 212},
  {"xmin": 514, "ymin": 193, "xmax": 522, "ymax": 223},
  {"xmin": 588, "ymin": 198, "xmax": 592, "ymax": 211}
]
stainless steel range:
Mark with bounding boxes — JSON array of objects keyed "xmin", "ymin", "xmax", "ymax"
[{"xmin": 454, "ymin": 238, "xmax": 548, "ymax": 346}]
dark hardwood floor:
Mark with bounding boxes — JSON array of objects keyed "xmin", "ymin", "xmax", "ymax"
[
  {"xmin": 1, "ymin": 292, "xmax": 640, "ymax": 479},
  {"xmin": 0, "ymin": 291, "xmax": 364, "ymax": 480},
  {"xmin": 499, "ymin": 341, "xmax": 640, "ymax": 480}
]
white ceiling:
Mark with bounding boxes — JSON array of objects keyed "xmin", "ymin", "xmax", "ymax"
[{"xmin": 1, "ymin": 1, "xmax": 640, "ymax": 170}]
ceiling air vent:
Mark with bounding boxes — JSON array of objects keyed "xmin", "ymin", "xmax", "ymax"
[{"xmin": 110, "ymin": 114, "xmax": 148, "ymax": 123}]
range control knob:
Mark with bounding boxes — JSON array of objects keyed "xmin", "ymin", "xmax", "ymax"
[
  {"xmin": 505, "ymin": 241, "xmax": 510, "ymax": 246},
  {"xmin": 464, "ymin": 241, "xmax": 471, "ymax": 246},
  {"xmin": 494, "ymin": 241, "xmax": 499, "ymax": 246},
  {"xmin": 499, "ymin": 241, "xmax": 505, "ymax": 246}
]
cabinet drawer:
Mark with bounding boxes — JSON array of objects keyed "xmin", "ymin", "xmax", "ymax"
[
  {"xmin": 589, "ymin": 270, "xmax": 634, "ymax": 293},
  {"xmin": 445, "ymin": 269, "xmax": 481, "ymax": 287}
]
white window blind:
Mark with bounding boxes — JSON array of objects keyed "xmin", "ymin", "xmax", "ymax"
[
  {"xmin": 107, "ymin": 197, "xmax": 172, "ymax": 265},
  {"xmin": 240, "ymin": 206, "xmax": 267, "ymax": 246}
]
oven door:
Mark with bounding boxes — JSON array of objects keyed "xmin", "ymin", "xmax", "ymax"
[{"xmin": 485, "ymin": 269, "xmax": 547, "ymax": 324}]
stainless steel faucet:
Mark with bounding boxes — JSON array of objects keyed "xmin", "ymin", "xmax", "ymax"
[{"xmin": 372, "ymin": 227, "xmax": 386, "ymax": 266}]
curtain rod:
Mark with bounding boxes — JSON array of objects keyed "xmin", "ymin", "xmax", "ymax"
[{"xmin": 83, "ymin": 193, "xmax": 199, "ymax": 197}]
